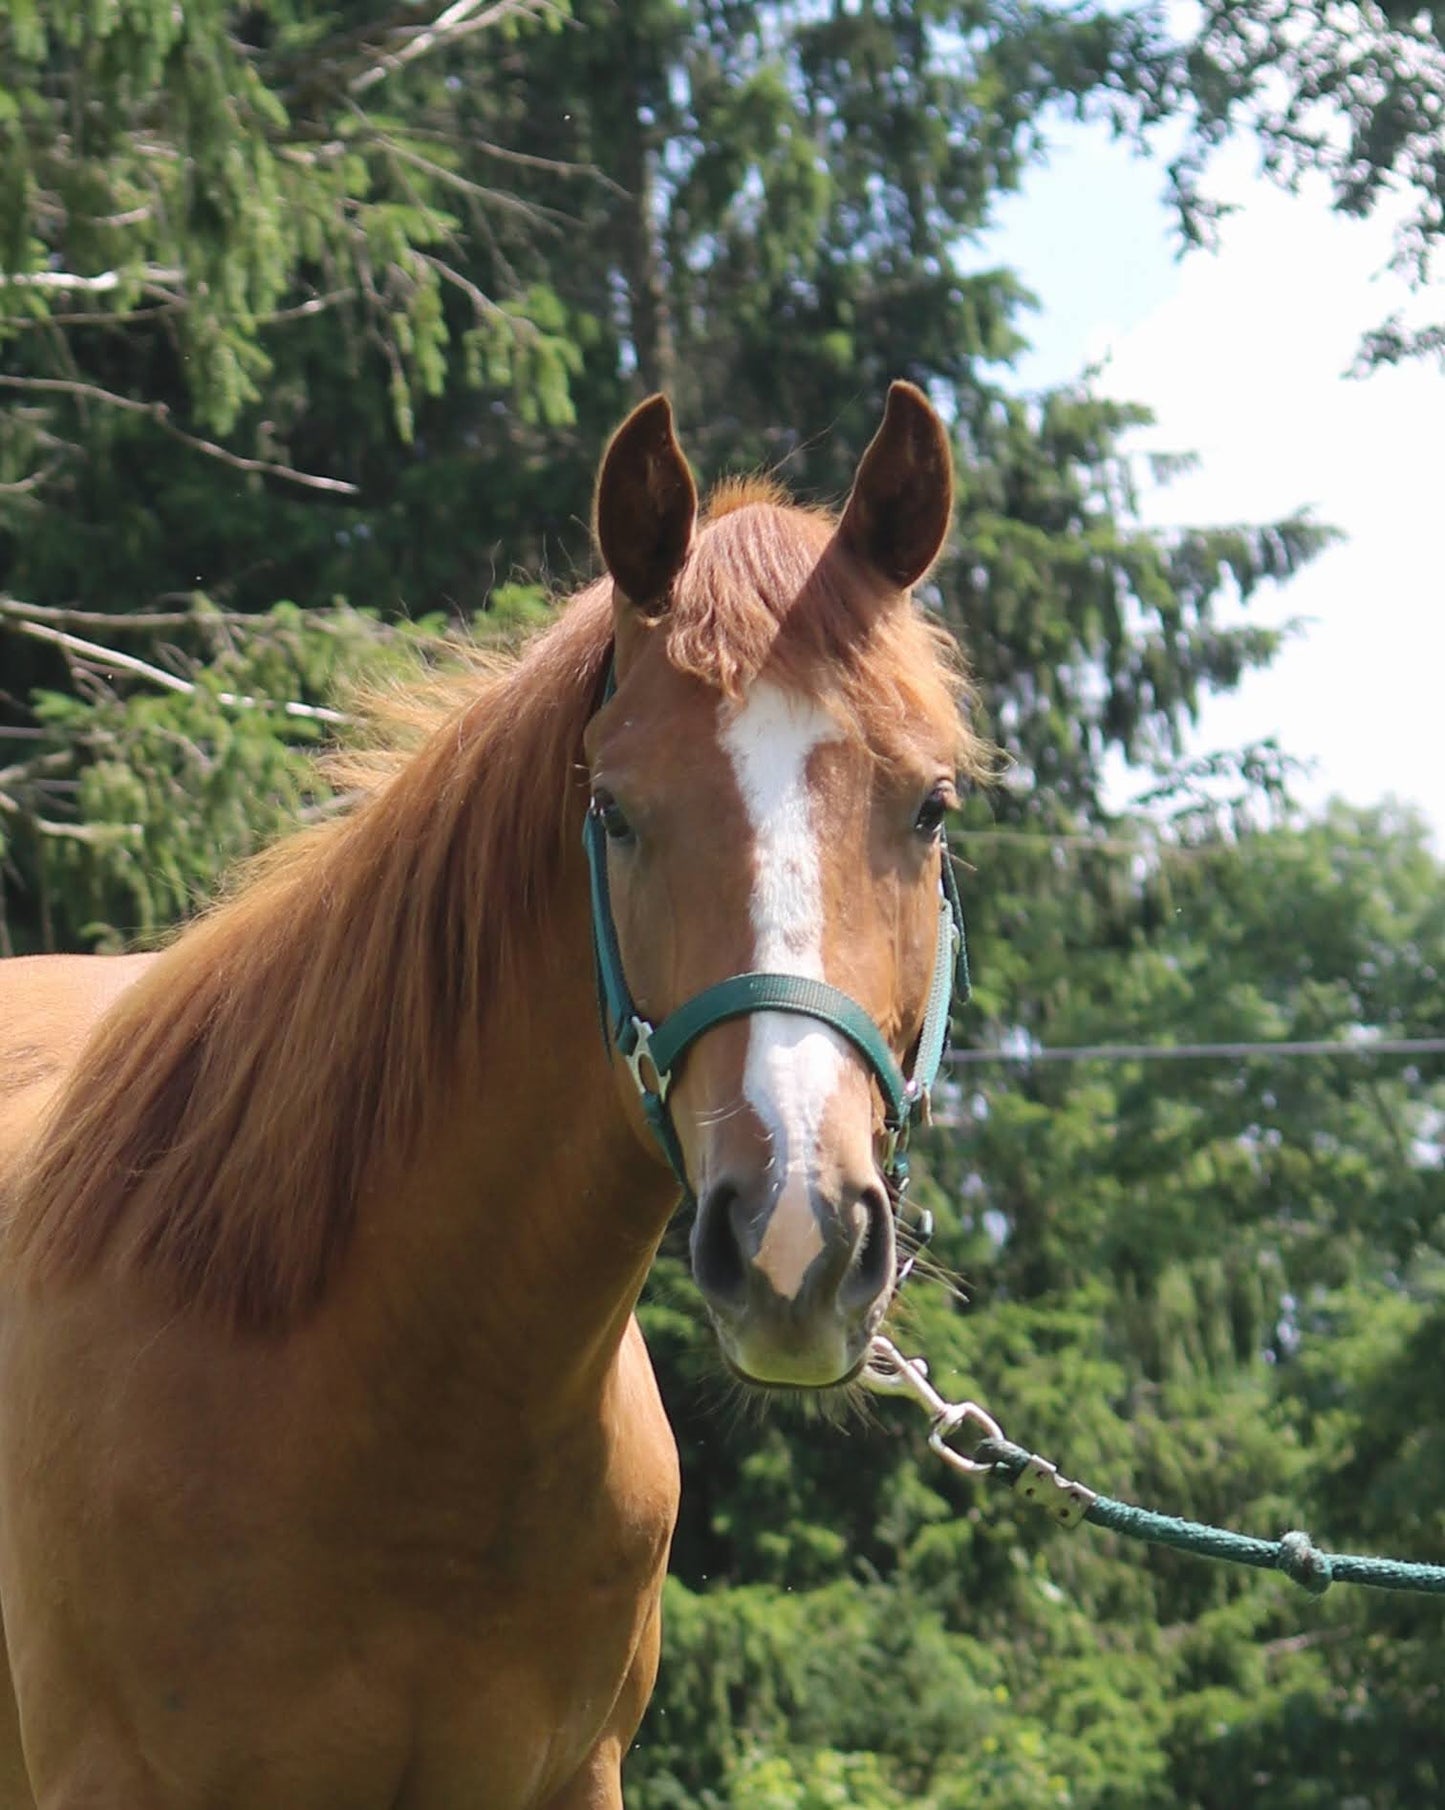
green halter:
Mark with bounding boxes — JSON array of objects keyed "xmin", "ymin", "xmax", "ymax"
[{"xmin": 582, "ymin": 706, "xmax": 969, "ymax": 1207}]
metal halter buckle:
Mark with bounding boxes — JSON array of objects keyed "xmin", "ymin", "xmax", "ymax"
[{"xmin": 624, "ymin": 1017, "xmax": 671, "ymax": 1103}]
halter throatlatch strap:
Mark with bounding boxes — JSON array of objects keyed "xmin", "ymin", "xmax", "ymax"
[{"xmin": 582, "ymin": 797, "xmax": 968, "ymax": 1203}]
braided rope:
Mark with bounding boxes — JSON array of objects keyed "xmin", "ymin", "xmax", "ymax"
[{"xmin": 975, "ymin": 1437, "xmax": 1445, "ymax": 1598}]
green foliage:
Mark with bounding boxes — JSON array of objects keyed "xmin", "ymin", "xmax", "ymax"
[
  {"xmin": 0, "ymin": 600, "xmax": 448, "ymax": 948},
  {"xmin": 635, "ymin": 1577, "xmax": 1142, "ymax": 1810},
  {"xmin": 0, "ymin": 0, "xmax": 574, "ymax": 430},
  {"xmin": 0, "ymin": 0, "xmax": 588, "ymax": 656},
  {"xmin": 27, "ymin": 666, "xmax": 322, "ymax": 946},
  {"xmin": 633, "ymin": 805, "xmax": 1445, "ymax": 1806}
]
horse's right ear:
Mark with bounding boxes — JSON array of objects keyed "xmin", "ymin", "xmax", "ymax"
[
  {"xmin": 839, "ymin": 381, "xmax": 954, "ymax": 591},
  {"xmin": 595, "ymin": 395, "xmax": 698, "ymax": 616}
]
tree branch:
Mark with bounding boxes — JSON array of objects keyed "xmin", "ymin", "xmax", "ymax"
[
  {"xmin": 260, "ymin": 290, "xmax": 354, "ymax": 324},
  {"xmin": 373, "ymin": 131, "xmax": 561, "ymax": 224},
  {"xmin": 4, "ymin": 617, "xmax": 350, "ymax": 725},
  {"xmin": 349, "ymin": 0, "xmax": 562, "ymax": 95},
  {"xmin": 0, "ymin": 463, "xmax": 61, "ymax": 495},
  {"xmin": 11, "ymin": 618, "xmax": 194, "ymax": 694},
  {"xmin": 0, "ymin": 375, "xmax": 359, "ymax": 496},
  {"xmin": 406, "ymin": 124, "xmax": 623, "ymax": 194},
  {"xmin": 0, "ymin": 304, "xmax": 183, "ymax": 330},
  {"xmin": 0, "ymin": 597, "xmax": 249, "ymax": 634},
  {"xmin": 0, "ymin": 752, "xmax": 71, "ymax": 793},
  {"xmin": 0, "ymin": 267, "xmax": 181, "ymax": 295},
  {"xmin": 32, "ymin": 818, "xmax": 142, "ymax": 844},
  {"xmin": 415, "ymin": 253, "xmax": 505, "ymax": 324}
]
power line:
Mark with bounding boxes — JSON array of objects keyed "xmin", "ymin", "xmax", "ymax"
[{"xmin": 945, "ymin": 1036, "xmax": 1445, "ymax": 1067}]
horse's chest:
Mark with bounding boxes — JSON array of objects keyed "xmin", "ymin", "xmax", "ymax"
[{"xmin": 0, "ymin": 1303, "xmax": 681, "ymax": 1810}]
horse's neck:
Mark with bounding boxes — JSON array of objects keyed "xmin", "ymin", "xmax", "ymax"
[{"xmin": 345, "ymin": 881, "xmax": 677, "ymax": 1419}]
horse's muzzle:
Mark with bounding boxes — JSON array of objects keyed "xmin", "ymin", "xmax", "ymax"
[{"xmin": 690, "ymin": 1172, "xmax": 894, "ymax": 1387}]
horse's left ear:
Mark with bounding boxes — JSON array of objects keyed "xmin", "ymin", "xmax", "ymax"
[
  {"xmin": 595, "ymin": 394, "xmax": 698, "ymax": 617},
  {"xmin": 839, "ymin": 381, "xmax": 954, "ymax": 590}
]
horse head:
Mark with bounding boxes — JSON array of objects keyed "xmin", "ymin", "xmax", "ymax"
[{"xmin": 585, "ymin": 383, "xmax": 978, "ymax": 1389}]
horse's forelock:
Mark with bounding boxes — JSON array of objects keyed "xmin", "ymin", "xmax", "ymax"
[{"xmin": 667, "ymin": 498, "xmax": 985, "ymax": 779}]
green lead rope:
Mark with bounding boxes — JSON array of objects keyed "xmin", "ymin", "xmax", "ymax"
[{"xmin": 975, "ymin": 1436, "xmax": 1445, "ymax": 1598}]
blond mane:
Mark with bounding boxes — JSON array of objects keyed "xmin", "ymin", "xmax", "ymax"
[{"xmin": 8, "ymin": 495, "xmax": 986, "ymax": 1330}]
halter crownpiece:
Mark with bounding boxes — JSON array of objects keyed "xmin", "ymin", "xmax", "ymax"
[{"xmin": 582, "ymin": 679, "xmax": 969, "ymax": 1206}]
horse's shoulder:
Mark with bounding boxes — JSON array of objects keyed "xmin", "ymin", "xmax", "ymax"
[{"xmin": 612, "ymin": 1316, "xmax": 681, "ymax": 1520}]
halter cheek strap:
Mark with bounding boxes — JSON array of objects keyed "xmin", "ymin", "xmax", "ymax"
[{"xmin": 582, "ymin": 792, "xmax": 968, "ymax": 1206}]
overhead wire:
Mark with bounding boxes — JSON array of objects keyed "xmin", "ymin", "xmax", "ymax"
[{"xmin": 945, "ymin": 1037, "xmax": 1445, "ymax": 1067}]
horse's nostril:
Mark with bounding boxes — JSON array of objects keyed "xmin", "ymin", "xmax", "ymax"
[
  {"xmin": 691, "ymin": 1183, "xmax": 748, "ymax": 1308},
  {"xmin": 841, "ymin": 1183, "xmax": 893, "ymax": 1309}
]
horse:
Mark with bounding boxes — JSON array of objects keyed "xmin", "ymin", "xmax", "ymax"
[{"xmin": 0, "ymin": 381, "xmax": 987, "ymax": 1809}]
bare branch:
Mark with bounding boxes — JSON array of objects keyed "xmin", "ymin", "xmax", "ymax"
[
  {"xmin": 349, "ymin": 0, "xmax": 560, "ymax": 96},
  {"xmin": 0, "ymin": 267, "xmax": 182, "ymax": 295},
  {"xmin": 33, "ymin": 818, "xmax": 142, "ymax": 844},
  {"xmin": 377, "ymin": 134, "xmax": 557, "ymax": 222},
  {"xmin": 221, "ymin": 693, "xmax": 350, "ymax": 726},
  {"xmin": 0, "ymin": 375, "xmax": 359, "ymax": 497},
  {"xmin": 0, "ymin": 464, "xmax": 61, "ymax": 496},
  {"xmin": 0, "ymin": 303, "xmax": 184, "ymax": 329},
  {"xmin": 93, "ymin": 205, "xmax": 156, "ymax": 230},
  {"xmin": 10, "ymin": 618, "xmax": 195, "ymax": 693},
  {"xmin": 276, "ymin": 140, "xmax": 349, "ymax": 167},
  {"xmin": 5, "ymin": 618, "xmax": 350, "ymax": 724},
  {"xmin": 407, "ymin": 125, "xmax": 622, "ymax": 194},
  {"xmin": 415, "ymin": 253, "xmax": 504, "ymax": 323},
  {"xmin": 0, "ymin": 752, "xmax": 71, "ymax": 792},
  {"xmin": 0, "ymin": 597, "xmax": 245, "ymax": 634},
  {"xmin": 259, "ymin": 290, "xmax": 354, "ymax": 324}
]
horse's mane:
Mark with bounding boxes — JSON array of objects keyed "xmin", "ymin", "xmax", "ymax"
[{"xmin": 7, "ymin": 491, "xmax": 986, "ymax": 1331}]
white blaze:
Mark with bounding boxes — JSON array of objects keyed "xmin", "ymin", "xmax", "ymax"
[{"xmin": 720, "ymin": 682, "xmax": 845, "ymax": 1297}]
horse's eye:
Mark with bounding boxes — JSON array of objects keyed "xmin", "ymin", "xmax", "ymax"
[
  {"xmin": 592, "ymin": 789, "xmax": 634, "ymax": 843},
  {"xmin": 913, "ymin": 785, "xmax": 951, "ymax": 839}
]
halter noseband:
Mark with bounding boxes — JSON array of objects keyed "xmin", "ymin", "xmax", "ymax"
[{"xmin": 583, "ymin": 673, "xmax": 969, "ymax": 1212}]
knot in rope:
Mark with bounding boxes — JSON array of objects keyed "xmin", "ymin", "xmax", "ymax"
[{"xmin": 1276, "ymin": 1529, "xmax": 1333, "ymax": 1596}]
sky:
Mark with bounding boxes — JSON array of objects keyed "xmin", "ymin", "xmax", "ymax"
[{"xmin": 979, "ymin": 116, "xmax": 1445, "ymax": 847}]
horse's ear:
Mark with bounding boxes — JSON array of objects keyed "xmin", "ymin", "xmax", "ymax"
[
  {"xmin": 595, "ymin": 394, "xmax": 698, "ymax": 616},
  {"xmin": 839, "ymin": 381, "xmax": 954, "ymax": 590}
]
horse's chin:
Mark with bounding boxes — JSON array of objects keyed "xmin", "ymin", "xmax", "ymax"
[
  {"xmin": 713, "ymin": 1335, "xmax": 874, "ymax": 1396},
  {"xmin": 710, "ymin": 1347, "xmax": 875, "ymax": 1428}
]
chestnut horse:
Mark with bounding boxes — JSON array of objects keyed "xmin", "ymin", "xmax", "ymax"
[{"xmin": 0, "ymin": 383, "xmax": 985, "ymax": 1808}]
